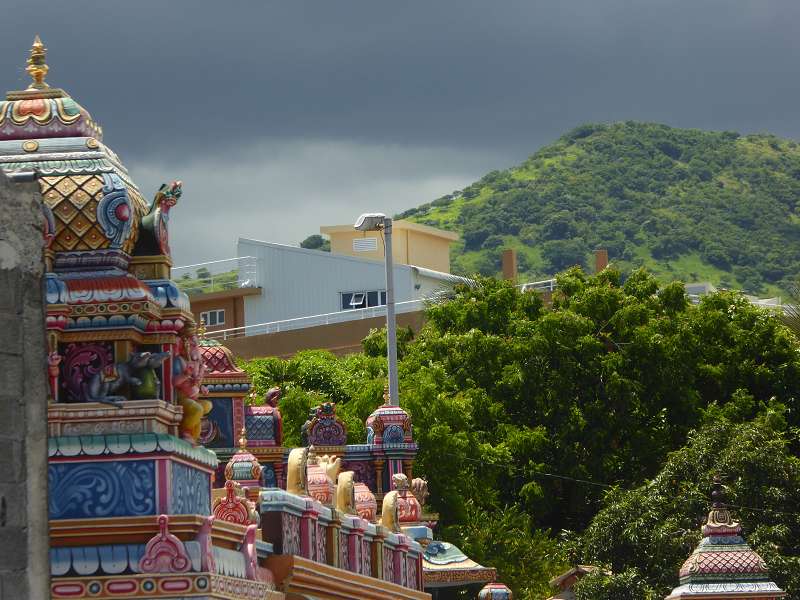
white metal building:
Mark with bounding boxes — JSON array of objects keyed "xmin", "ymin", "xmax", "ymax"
[{"xmin": 237, "ymin": 237, "xmax": 464, "ymax": 327}]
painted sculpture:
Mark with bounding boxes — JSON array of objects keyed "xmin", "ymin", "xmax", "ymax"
[
  {"xmin": 355, "ymin": 482, "xmax": 379, "ymax": 521},
  {"xmin": 11, "ymin": 37, "xmax": 283, "ymax": 600},
  {"xmin": 394, "ymin": 473, "xmax": 423, "ymax": 523},
  {"xmin": 174, "ymin": 332, "xmax": 211, "ymax": 440},
  {"xmin": 306, "ymin": 447, "xmax": 337, "ymax": 505},
  {"xmin": 336, "ymin": 470, "xmax": 357, "ymax": 515},
  {"xmin": 380, "ymin": 487, "xmax": 401, "ymax": 533},
  {"xmin": 286, "ymin": 446, "xmax": 309, "ymax": 496}
]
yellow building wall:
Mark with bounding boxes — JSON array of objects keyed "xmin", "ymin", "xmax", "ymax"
[
  {"xmin": 406, "ymin": 230, "xmax": 451, "ymax": 273},
  {"xmin": 322, "ymin": 222, "xmax": 454, "ymax": 273},
  {"xmin": 328, "ymin": 230, "xmax": 386, "ymax": 263}
]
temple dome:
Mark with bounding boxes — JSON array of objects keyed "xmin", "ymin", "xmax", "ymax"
[
  {"xmin": 0, "ymin": 36, "xmax": 102, "ymax": 142},
  {"xmin": 479, "ymin": 583, "xmax": 513, "ymax": 600},
  {"xmin": 198, "ymin": 337, "xmax": 251, "ymax": 393},
  {"xmin": 224, "ymin": 428, "xmax": 263, "ymax": 486},
  {"xmin": 666, "ymin": 478, "xmax": 786, "ymax": 600},
  {"xmin": 366, "ymin": 387, "xmax": 413, "ymax": 445},
  {"xmin": 0, "ymin": 38, "xmax": 170, "ymax": 268}
]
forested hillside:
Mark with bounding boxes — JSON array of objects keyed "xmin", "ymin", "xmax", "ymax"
[{"xmin": 400, "ymin": 122, "xmax": 800, "ymax": 296}]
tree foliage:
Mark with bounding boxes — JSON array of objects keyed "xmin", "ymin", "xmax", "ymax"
[
  {"xmin": 299, "ymin": 234, "xmax": 330, "ymax": 251},
  {"xmin": 240, "ymin": 269, "xmax": 800, "ymax": 597},
  {"xmin": 575, "ymin": 414, "xmax": 800, "ymax": 598}
]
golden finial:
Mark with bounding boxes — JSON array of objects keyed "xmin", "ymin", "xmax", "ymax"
[
  {"xmin": 238, "ymin": 427, "xmax": 248, "ymax": 452},
  {"xmin": 196, "ymin": 321, "xmax": 207, "ymax": 339},
  {"xmin": 26, "ymin": 35, "xmax": 50, "ymax": 90},
  {"xmin": 383, "ymin": 383, "xmax": 390, "ymax": 405}
]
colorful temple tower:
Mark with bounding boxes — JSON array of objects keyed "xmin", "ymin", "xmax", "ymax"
[
  {"xmin": 1, "ymin": 36, "xmax": 511, "ymax": 599},
  {"xmin": 665, "ymin": 477, "xmax": 786, "ymax": 600}
]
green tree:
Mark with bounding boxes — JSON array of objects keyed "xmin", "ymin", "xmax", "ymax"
[
  {"xmin": 576, "ymin": 414, "xmax": 800, "ymax": 598},
  {"xmin": 240, "ymin": 268, "xmax": 800, "ymax": 596},
  {"xmin": 573, "ymin": 569, "xmax": 657, "ymax": 600},
  {"xmin": 300, "ymin": 234, "xmax": 330, "ymax": 251}
]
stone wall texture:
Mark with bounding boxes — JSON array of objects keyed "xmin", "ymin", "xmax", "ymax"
[{"xmin": 0, "ymin": 171, "xmax": 49, "ymax": 599}]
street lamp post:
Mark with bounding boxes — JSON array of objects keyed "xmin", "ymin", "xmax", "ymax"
[{"xmin": 354, "ymin": 213, "xmax": 399, "ymax": 407}]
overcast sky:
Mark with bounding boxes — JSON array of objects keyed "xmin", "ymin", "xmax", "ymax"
[{"xmin": 2, "ymin": 1, "xmax": 799, "ymax": 265}]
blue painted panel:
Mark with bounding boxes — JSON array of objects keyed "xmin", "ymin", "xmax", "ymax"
[
  {"xmin": 49, "ymin": 460, "xmax": 156, "ymax": 519},
  {"xmin": 171, "ymin": 461, "xmax": 211, "ymax": 515},
  {"xmin": 201, "ymin": 398, "xmax": 235, "ymax": 448},
  {"xmin": 261, "ymin": 463, "xmax": 277, "ymax": 488}
]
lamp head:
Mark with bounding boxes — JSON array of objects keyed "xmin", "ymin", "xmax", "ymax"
[{"xmin": 354, "ymin": 213, "xmax": 387, "ymax": 231}]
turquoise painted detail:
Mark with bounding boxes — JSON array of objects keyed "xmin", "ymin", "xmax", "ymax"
[{"xmin": 48, "ymin": 433, "xmax": 218, "ymax": 468}]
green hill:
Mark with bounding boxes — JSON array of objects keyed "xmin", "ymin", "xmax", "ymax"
[{"xmin": 399, "ymin": 122, "xmax": 800, "ymax": 297}]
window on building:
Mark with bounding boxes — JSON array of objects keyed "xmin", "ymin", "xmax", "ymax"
[
  {"xmin": 200, "ymin": 309, "xmax": 225, "ymax": 327},
  {"xmin": 350, "ymin": 292, "xmax": 366, "ymax": 308},
  {"xmin": 340, "ymin": 290, "xmax": 386, "ymax": 310}
]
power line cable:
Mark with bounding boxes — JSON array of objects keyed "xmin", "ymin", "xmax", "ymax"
[{"xmin": 443, "ymin": 451, "xmax": 800, "ymax": 518}]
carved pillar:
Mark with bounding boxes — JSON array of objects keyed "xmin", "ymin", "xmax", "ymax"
[
  {"xmin": 403, "ymin": 460, "xmax": 413, "ymax": 481},
  {"xmin": 300, "ymin": 505, "xmax": 318, "ymax": 560},
  {"xmin": 114, "ymin": 340, "xmax": 132, "ymax": 364},
  {"xmin": 161, "ymin": 342, "xmax": 173, "ymax": 404},
  {"xmin": 327, "ymin": 513, "xmax": 341, "ymax": 568},
  {"xmin": 372, "ymin": 530, "xmax": 385, "ymax": 580},
  {"xmin": 374, "ymin": 459, "xmax": 385, "ymax": 504}
]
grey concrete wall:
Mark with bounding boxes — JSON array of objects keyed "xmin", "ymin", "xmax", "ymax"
[{"xmin": 0, "ymin": 172, "xmax": 49, "ymax": 599}]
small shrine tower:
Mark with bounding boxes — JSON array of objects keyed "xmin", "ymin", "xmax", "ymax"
[{"xmin": 665, "ymin": 477, "xmax": 786, "ymax": 599}]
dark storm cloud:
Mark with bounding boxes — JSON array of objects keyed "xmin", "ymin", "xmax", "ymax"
[
  {"xmin": 1, "ymin": 1, "xmax": 799, "ymax": 264},
  {"xmin": 3, "ymin": 0, "xmax": 799, "ymax": 158}
]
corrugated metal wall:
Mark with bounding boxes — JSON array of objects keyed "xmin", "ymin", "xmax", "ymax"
[{"xmin": 238, "ymin": 238, "xmax": 418, "ymax": 326}]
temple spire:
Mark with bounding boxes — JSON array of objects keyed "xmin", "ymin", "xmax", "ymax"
[
  {"xmin": 704, "ymin": 474, "xmax": 738, "ymax": 534},
  {"xmin": 26, "ymin": 35, "xmax": 50, "ymax": 90}
]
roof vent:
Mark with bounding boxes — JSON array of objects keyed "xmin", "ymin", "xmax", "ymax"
[{"xmin": 353, "ymin": 237, "xmax": 378, "ymax": 252}]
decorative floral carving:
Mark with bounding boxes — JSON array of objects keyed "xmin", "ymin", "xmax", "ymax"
[
  {"xmin": 60, "ymin": 342, "xmax": 113, "ymax": 403},
  {"xmin": 213, "ymin": 480, "xmax": 259, "ymax": 526},
  {"xmin": 354, "ymin": 483, "xmax": 377, "ymax": 521},
  {"xmin": 197, "ymin": 515, "xmax": 216, "ymax": 573},
  {"xmin": 97, "ymin": 173, "xmax": 132, "ymax": 249},
  {"xmin": 48, "ymin": 460, "xmax": 155, "ymax": 519},
  {"xmin": 304, "ymin": 402, "xmax": 347, "ymax": 446},
  {"xmin": 138, "ymin": 514, "xmax": 191, "ymax": 574}
]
